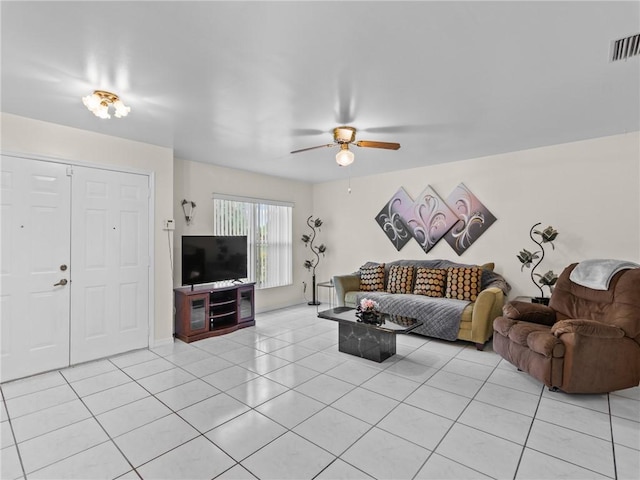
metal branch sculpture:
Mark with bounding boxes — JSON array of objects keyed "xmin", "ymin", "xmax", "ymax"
[
  {"xmin": 302, "ymin": 216, "xmax": 326, "ymax": 306},
  {"xmin": 517, "ymin": 222, "xmax": 559, "ymax": 304}
]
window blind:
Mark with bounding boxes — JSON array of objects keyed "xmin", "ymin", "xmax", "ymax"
[{"xmin": 213, "ymin": 195, "xmax": 293, "ymax": 289}]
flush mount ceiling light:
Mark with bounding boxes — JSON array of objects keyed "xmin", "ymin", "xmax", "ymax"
[{"xmin": 82, "ymin": 90, "xmax": 130, "ymax": 119}]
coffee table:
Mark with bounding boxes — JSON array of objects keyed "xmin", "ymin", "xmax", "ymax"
[{"xmin": 318, "ymin": 307, "xmax": 422, "ymax": 362}]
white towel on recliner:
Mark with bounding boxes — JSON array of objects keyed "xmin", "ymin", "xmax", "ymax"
[{"xmin": 569, "ymin": 259, "xmax": 640, "ymax": 290}]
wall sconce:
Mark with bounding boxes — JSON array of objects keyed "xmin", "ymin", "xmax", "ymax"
[
  {"xmin": 182, "ymin": 199, "xmax": 196, "ymax": 225},
  {"xmin": 82, "ymin": 90, "xmax": 130, "ymax": 119}
]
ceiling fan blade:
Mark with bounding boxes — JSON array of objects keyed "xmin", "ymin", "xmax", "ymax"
[
  {"xmin": 291, "ymin": 128, "xmax": 327, "ymax": 136},
  {"xmin": 290, "ymin": 144, "xmax": 335, "ymax": 154},
  {"xmin": 363, "ymin": 125, "xmax": 437, "ymax": 134},
  {"xmin": 355, "ymin": 140, "xmax": 401, "ymax": 150},
  {"xmin": 335, "ymin": 72, "xmax": 356, "ymax": 124}
]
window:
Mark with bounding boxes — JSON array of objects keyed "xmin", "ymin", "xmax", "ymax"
[{"xmin": 213, "ymin": 194, "xmax": 293, "ymax": 289}]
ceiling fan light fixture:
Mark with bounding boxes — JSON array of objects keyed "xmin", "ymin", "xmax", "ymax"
[
  {"xmin": 291, "ymin": 124, "xmax": 399, "ymax": 164},
  {"xmin": 336, "ymin": 144, "xmax": 354, "ymax": 166},
  {"xmin": 82, "ymin": 90, "xmax": 130, "ymax": 119},
  {"xmin": 334, "ymin": 126, "xmax": 356, "ymax": 143}
]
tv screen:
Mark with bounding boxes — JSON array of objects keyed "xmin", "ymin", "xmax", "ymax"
[{"xmin": 181, "ymin": 235, "xmax": 248, "ymax": 286}]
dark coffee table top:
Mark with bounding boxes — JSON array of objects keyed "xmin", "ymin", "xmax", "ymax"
[{"xmin": 318, "ymin": 307, "xmax": 422, "ymax": 334}]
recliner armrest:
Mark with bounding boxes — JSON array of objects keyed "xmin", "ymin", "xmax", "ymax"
[
  {"xmin": 551, "ymin": 319, "xmax": 625, "ymax": 339},
  {"xmin": 502, "ymin": 300, "xmax": 557, "ymax": 326}
]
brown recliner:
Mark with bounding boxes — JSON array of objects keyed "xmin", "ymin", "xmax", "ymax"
[{"xmin": 493, "ymin": 263, "xmax": 640, "ymax": 393}]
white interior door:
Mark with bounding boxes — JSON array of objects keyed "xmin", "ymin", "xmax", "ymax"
[
  {"xmin": 1, "ymin": 156, "xmax": 71, "ymax": 382},
  {"xmin": 70, "ymin": 166, "xmax": 150, "ymax": 364}
]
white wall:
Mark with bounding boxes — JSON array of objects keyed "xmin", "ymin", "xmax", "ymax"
[
  {"xmin": 312, "ymin": 132, "xmax": 640, "ymax": 298},
  {"xmin": 4, "ymin": 111, "xmax": 637, "ymax": 330},
  {"xmin": 1, "ymin": 113, "xmax": 175, "ymax": 345},
  {"xmin": 173, "ymin": 158, "xmax": 314, "ymax": 312}
]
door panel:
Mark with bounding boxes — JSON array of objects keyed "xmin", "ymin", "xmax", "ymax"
[
  {"xmin": 84, "ymin": 285, "xmax": 107, "ymax": 338},
  {"xmin": 0, "ymin": 156, "xmax": 71, "ymax": 382},
  {"xmin": 70, "ymin": 167, "xmax": 149, "ymax": 363},
  {"xmin": 1, "ymin": 157, "xmax": 151, "ymax": 380},
  {"xmin": 119, "ymin": 282, "xmax": 139, "ymax": 331}
]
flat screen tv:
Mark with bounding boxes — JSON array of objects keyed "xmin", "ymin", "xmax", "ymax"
[{"xmin": 181, "ymin": 235, "xmax": 248, "ymax": 286}]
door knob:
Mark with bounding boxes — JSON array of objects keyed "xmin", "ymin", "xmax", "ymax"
[{"xmin": 53, "ymin": 279, "xmax": 68, "ymax": 286}]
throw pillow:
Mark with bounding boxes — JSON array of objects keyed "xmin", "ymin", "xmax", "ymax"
[
  {"xmin": 413, "ymin": 268, "xmax": 447, "ymax": 297},
  {"xmin": 386, "ymin": 265, "xmax": 415, "ymax": 294},
  {"xmin": 359, "ymin": 264, "xmax": 385, "ymax": 292},
  {"xmin": 445, "ymin": 267, "xmax": 482, "ymax": 301}
]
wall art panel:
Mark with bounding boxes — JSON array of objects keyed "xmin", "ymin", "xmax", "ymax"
[
  {"xmin": 405, "ymin": 186, "xmax": 459, "ymax": 254},
  {"xmin": 374, "ymin": 187, "xmax": 413, "ymax": 251},
  {"xmin": 443, "ymin": 182, "xmax": 497, "ymax": 255}
]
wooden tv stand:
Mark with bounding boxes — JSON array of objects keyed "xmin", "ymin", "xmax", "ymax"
[{"xmin": 174, "ymin": 282, "xmax": 255, "ymax": 343}]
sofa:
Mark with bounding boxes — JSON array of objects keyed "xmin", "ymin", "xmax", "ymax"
[
  {"xmin": 493, "ymin": 262, "xmax": 640, "ymax": 393},
  {"xmin": 333, "ymin": 259, "xmax": 510, "ymax": 350}
]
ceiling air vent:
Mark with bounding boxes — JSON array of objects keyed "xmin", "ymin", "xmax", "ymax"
[{"xmin": 610, "ymin": 33, "xmax": 640, "ymax": 62}]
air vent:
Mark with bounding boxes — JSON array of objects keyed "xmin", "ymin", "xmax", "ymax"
[{"xmin": 611, "ymin": 33, "xmax": 640, "ymax": 62}]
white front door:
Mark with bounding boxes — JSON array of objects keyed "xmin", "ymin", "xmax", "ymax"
[
  {"xmin": 1, "ymin": 156, "xmax": 151, "ymax": 381},
  {"xmin": 70, "ymin": 166, "xmax": 150, "ymax": 364},
  {"xmin": 1, "ymin": 156, "xmax": 71, "ymax": 381}
]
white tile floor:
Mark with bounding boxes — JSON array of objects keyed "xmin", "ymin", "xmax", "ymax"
[{"xmin": 1, "ymin": 304, "xmax": 639, "ymax": 480}]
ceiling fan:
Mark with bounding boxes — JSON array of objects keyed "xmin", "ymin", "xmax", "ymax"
[{"xmin": 290, "ymin": 126, "xmax": 400, "ymax": 166}]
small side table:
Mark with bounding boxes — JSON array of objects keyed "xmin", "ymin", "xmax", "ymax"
[
  {"xmin": 513, "ymin": 295, "xmax": 550, "ymax": 305},
  {"xmin": 317, "ymin": 281, "xmax": 336, "ymax": 310},
  {"xmin": 513, "ymin": 296, "xmax": 533, "ymax": 302}
]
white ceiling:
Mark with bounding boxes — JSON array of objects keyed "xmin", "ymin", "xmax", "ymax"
[{"xmin": 2, "ymin": 1, "xmax": 639, "ymax": 183}]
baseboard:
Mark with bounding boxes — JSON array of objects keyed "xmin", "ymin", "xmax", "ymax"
[{"xmin": 150, "ymin": 336, "xmax": 175, "ymax": 349}]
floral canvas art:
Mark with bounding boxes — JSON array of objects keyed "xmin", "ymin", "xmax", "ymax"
[
  {"xmin": 444, "ymin": 182, "xmax": 497, "ymax": 255},
  {"xmin": 374, "ymin": 187, "xmax": 414, "ymax": 251},
  {"xmin": 376, "ymin": 183, "xmax": 497, "ymax": 254},
  {"xmin": 404, "ymin": 186, "xmax": 459, "ymax": 254}
]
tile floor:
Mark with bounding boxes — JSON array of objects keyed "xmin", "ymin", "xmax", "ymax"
[{"xmin": 1, "ymin": 304, "xmax": 639, "ymax": 480}]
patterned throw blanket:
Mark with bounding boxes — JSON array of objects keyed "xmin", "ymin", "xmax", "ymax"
[{"xmin": 355, "ymin": 292, "xmax": 469, "ymax": 341}]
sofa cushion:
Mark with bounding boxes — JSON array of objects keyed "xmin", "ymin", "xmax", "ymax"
[
  {"xmin": 526, "ymin": 331, "xmax": 565, "ymax": 358},
  {"xmin": 493, "ymin": 316, "xmax": 517, "ymax": 337},
  {"xmin": 387, "ymin": 265, "xmax": 415, "ymax": 294},
  {"xmin": 344, "ymin": 291, "xmax": 359, "ymax": 308},
  {"xmin": 445, "ymin": 267, "xmax": 481, "ymax": 301},
  {"xmin": 413, "ymin": 268, "xmax": 447, "ymax": 297},
  {"xmin": 508, "ymin": 321, "xmax": 552, "ymax": 347},
  {"xmin": 359, "ymin": 264, "xmax": 385, "ymax": 291},
  {"xmin": 456, "ymin": 304, "xmax": 475, "ymax": 341},
  {"xmin": 494, "ymin": 317, "xmax": 564, "ymax": 358}
]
